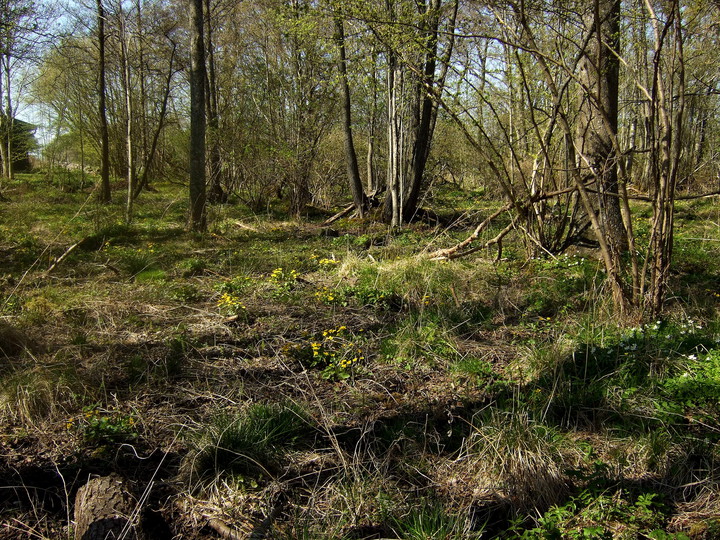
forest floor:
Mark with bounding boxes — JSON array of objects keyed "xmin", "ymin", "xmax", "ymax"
[{"xmin": 1, "ymin": 174, "xmax": 719, "ymax": 539}]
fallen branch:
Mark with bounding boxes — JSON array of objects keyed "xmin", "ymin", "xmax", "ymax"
[
  {"xmin": 426, "ymin": 203, "xmax": 513, "ymax": 260},
  {"xmin": 208, "ymin": 518, "xmax": 244, "ymax": 540},
  {"xmin": 207, "ymin": 495, "xmax": 284, "ymax": 540},
  {"xmin": 321, "ymin": 203, "xmax": 355, "ymax": 226},
  {"xmin": 433, "ymin": 221, "xmax": 516, "ymax": 261},
  {"xmin": 46, "ymin": 241, "xmax": 82, "ymax": 274}
]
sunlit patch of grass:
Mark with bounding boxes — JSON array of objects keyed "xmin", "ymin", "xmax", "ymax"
[{"xmin": 380, "ymin": 316, "xmax": 460, "ymax": 369}]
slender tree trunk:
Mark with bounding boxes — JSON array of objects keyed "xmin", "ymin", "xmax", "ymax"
[
  {"xmin": 0, "ymin": 69, "xmax": 6, "ymax": 187},
  {"xmin": 119, "ymin": 10, "xmax": 135, "ymax": 223},
  {"xmin": 366, "ymin": 47, "xmax": 379, "ymax": 195},
  {"xmin": 136, "ymin": 0, "xmax": 148, "ymax": 179},
  {"xmin": 385, "ymin": 52, "xmax": 404, "ymax": 227},
  {"xmin": 134, "ymin": 43, "xmax": 176, "ymax": 199},
  {"xmin": 644, "ymin": 0, "xmax": 685, "ymax": 316},
  {"xmin": 403, "ymin": 0, "xmax": 457, "ymax": 222},
  {"xmin": 97, "ymin": 0, "xmax": 111, "ymax": 203},
  {"xmin": 335, "ymin": 17, "xmax": 366, "ymax": 216},
  {"xmin": 4, "ymin": 53, "xmax": 13, "ymax": 181},
  {"xmin": 189, "ymin": 0, "xmax": 207, "ymax": 231},
  {"xmin": 205, "ymin": 0, "xmax": 224, "ymax": 204}
]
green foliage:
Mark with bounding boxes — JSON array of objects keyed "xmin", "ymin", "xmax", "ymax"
[
  {"xmin": 217, "ymin": 291, "xmax": 248, "ymax": 319},
  {"xmin": 169, "ymin": 283, "xmax": 203, "ymax": 303},
  {"xmin": 287, "ymin": 326, "xmax": 366, "ymax": 381},
  {"xmin": 382, "ymin": 318, "xmax": 459, "ymax": 368},
  {"xmin": 656, "ymin": 347, "xmax": 720, "ymax": 422},
  {"xmin": 513, "ymin": 458, "xmax": 689, "ymax": 540},
  {"xmin": 519, "ymin": 317, "xmax": 720, "ymax": 430},
  {"xmin": 314, "ymin": 283, "xmax": 399, "ymax": 309},
  {"xmin": 178, "ymin": 257, "xmax": 207, "ymax": 277},
  {"xmin": 450, "ymin": 357, "xmax": 508, "ymax": 393},
  {"xmin": 106, "ymin": 242, "xmax": 159, "ymax": 278},
  {"xmin": 71, "ymin": 404, "xmax": 138, "ymax": 444},
  {"xmin": 310, "ymin": 325, "xmax": 366, "ymax": 381},
  {"xmin": 521, "ymin": 255, "xmax": 600, "ymax": 318},
  {"xmin": 216, "ymin": 275, "xmax": 253, "ymax": 294},
  {"xmin": 268, "ymin": 266, "xmax": 301, "ymax": 300},
  {"xmin": 391, "ymin": 501, "xmax": 478, "ymax": 540},
  {"xmin": 47, "ymin": 168, "xmax": 93, "ymax": 193}
]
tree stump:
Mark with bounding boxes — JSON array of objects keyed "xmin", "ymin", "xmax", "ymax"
[{"xmin": 74, "ymin": 474, "xmax": 144, "ymax": 540}]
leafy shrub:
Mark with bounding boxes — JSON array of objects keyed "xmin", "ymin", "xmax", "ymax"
[{"xmin": 71, "ymin": 404, "xmax": 138, "ymax": 444}]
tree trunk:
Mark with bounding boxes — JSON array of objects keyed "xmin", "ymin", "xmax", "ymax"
[
  {"xmin": 576, "ymin": 0, "xmax": 627, "ymax": 262},
  {"xmin": 3, "ymin": 52, "xmax": 14, "ymax": 182},
  {"xmin": 120, "ymin": 9, "xmax": 135, "ymax": 224},
  {"xmin": 335, "ymin": 17, "xmax": 366, "ymax": 216},
  {"xmin": 74, "ymin": 474, "xmax": 144, "ymax": 540},
  {"xmin": 189, "ymin": 0, "xmax": 207, "ymax": 231},
  {"xmin": 366, "ymin": 47, "xmax": 379, "ymax": 195},
  {"xmin": 402, "ymin": 0, "xmax": 457, "ymax": 222},
  {"xmin": 385, "ymin": 52, "xmax": 404, "ymax": 227},
  {"xmin": 134, "ymin": 43, "xmax": 176, "ymax": 200},
  {"xmin": 97, "ymin": 0, "xmax": 111, "ymax": 203},
  {"xmin": 205, "ymin": 0, "xmax": 225, "ymax": 204}
]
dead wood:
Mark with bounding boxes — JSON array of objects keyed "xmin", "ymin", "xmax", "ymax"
[
  {"xmin": 427, "ymin": 203, "xmax": 513, "ymax": 260},
  {"xmin": 208, "ymin": 518, "xmax": 244, "ymax": 540},
  {"xmin": 321, "ymin": 203, "xmax": 355, "ymax": 226},
  {"xmin": 47, "ymin": 241, "xmax": 82, "ymax": 274},
  {"xmin": 74, "ymin": 474, "xmax": 144, "ymax": 540}
]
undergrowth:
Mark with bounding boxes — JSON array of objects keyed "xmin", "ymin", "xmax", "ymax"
[{"xmin": 0, "ymin": 175, "xmax": 718, "ymax": 538}]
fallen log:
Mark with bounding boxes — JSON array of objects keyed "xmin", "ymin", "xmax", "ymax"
[
  {"xmin": 321, "ymin": 203, "xmax": 355, "ymax": 226},
  {"xmin": 74, "ymin": 474, "xmax": 144, "ymax": 540}
]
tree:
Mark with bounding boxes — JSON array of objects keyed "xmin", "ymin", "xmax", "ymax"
[
  {"xmin": 334, "ymin": 15, "xmax": 366, "ymax": 216},
  {"xmin": 97, "ymin": 0, "xmax": 111, "ymax": 202},
  {"xmin": 189, "ymin": 0, "xmax": 206, "ymax": 231},
  {"xmin": 575, "ymin": 0, "xmax": 628, "ymax": 265},
  {"xmin": 0, "ymin": 0, "xmax": 46, "ymax": 182},
  {"xmin": 374, "ymin": 0, "xmax": 458, "ymax": 225}
]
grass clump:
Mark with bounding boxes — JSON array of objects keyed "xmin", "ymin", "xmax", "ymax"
[
  {"xmin": 391, "ymin": 500, "xmax": 477, "ymax": 539},
  {"xmin": 187, "ymin": 401, "xmax": 314, "ymax": 485},
  {"xmin": 0, "ymin": 363, "xmax": 85, "ymax": 427},
  {"xmin": 469, "ymin": 410, "xmax": 572, "ymax": 513}
]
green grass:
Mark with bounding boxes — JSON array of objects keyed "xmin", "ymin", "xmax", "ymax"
[{"xmin": 1, "ymin": 174, "xmax": 719, "ymax": 537}]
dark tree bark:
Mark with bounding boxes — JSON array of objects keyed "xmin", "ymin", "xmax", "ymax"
[
  {"xmin": 97, "ymin": 0, "xmax": 111, "ymax": 204},
  {"xmin": 189, "ymin": 0, "xmax": 207, "ymax": 231},
  {"xmin": 576, "ymin": 0, "xmax": 627, "ymax": 261},
  {"xmin": 335, "ymin": 17, "xmax": 366, "ymax": 216}
]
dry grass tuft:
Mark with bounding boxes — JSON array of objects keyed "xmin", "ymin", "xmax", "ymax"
[{"xmin": 467, "ymin": 410, "xmax": 573, "ymax": 514}]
